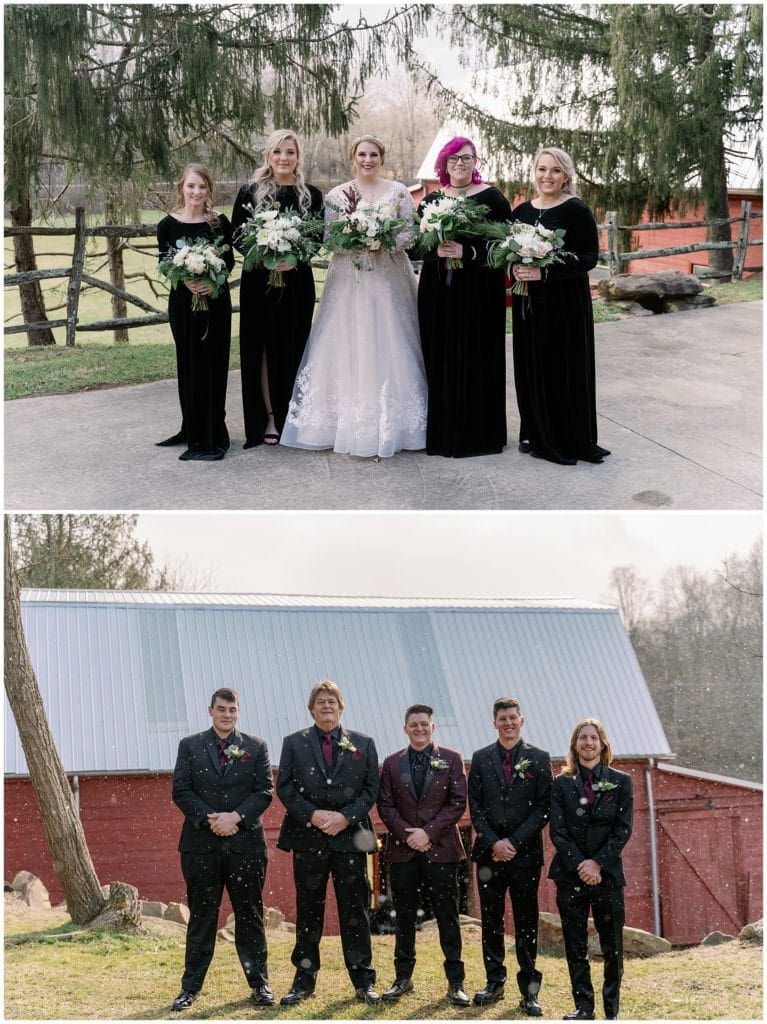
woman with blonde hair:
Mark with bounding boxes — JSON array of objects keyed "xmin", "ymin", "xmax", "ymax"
[
  {"xmin": 281, "ymin": 133, "xmax": 426, "ymax": 458},
  {"xmin": 511, "ymin": 146, "xmax": 610, "ymax": 465},
  {"xmin": 548, "ymin": 718, "xmax": 633, "ymax": 1020},
  {"xmin": 156, "ymin": 163, "xmax": 235, "ymax": 460},
  {"xmin": 231, "ymin": 129, "xmax": 323, "ymax": 447}
]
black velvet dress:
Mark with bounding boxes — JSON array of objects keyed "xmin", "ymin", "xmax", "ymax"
[
  {"xmin": 511, "ymin": 197, "xmax": 604, "ymax": 465},
  {"xmin": 231, "ymin": 183, "xmax": 324, "ymax": 446},
  {"xmin": 417, "ymin": 186, "xmax": 512, "ymax": 458},
  {"xmin": 156, "ymin": 214, "xmax": 235, "ymax": 460}
]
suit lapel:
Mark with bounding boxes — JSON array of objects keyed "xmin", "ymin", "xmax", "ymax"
[
  {"xmin": 206, "ymin": 730, "xmax": 223, "ymax": 776},
  {"xmin": 421, "ymin": 744, "xmax": 439, "ymax": 799},
  {"xmin": 333, "ymin": 728, "xmax": 352, "ymax": 778},
  {"xmin": 572, "ymin": 770, "xmax": 587, "ymax": 805},
  {"xmin": 399, "ymin": 749, "xmax": 417, "ymax": 800},
  {"xmin": 308, "ymin": 727, "xmax": 328, "ymax": 776},
  {"xmin": 490, "ymin": 744, "xmax": 506, "ymax": 788}
]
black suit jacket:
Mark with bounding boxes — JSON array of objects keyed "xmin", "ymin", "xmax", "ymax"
[
  {"xmin": 172, "ymin": 727, "xmax": 273, "ymax": 855},
  {"xmin": 377, "ymin": 744, "xmax": 467, "ymax": 863},
  {"xmin": 276, "ymin": 726, "xmax": 379, "ymax": 853},
  {"xmin": 548, "ymin": 765, "xmax": 633, "ymax": 887},
  {"xmin": 468, "ymin": 739, "xmax": 552, "ymax": 866}
]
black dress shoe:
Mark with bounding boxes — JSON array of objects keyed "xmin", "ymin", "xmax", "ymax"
[
  {"xmin": 473, "ymin": 982, "xmax": 505, "ymax": 1006},
  {"xmin": 156, "ymin": 431, "xmax": 186, "ymax": 447},
  {"xmin": 518, "ymin": 441, "xmax": 532, "ymax": 454},
  {"xmin": 563, "ymin": 1010, "xmax": 595, "ymax": 1020},
  {"xmin": 529, "ymin": 448, "xmax": 577, "ymax": 466},
  {"xmin": 448, "ymin": 984, "xmax": 471, "ymax": 1007},
  {"xmin": 520, "ymin": 994, "xmax": 543, "ymax": 1016},
  {"xmin": 280, "ymin": 986, "xmax": 314, "ymax": 1006},
  {"xmin": 171, "ymin": 990, "xmax": 199, "ymax": 1011},
  {"xmin": 250, "ymin": 984, "xmax": 275, "ymax": 1006},
  {"xmin": 354, "ymin": 986, "xmax": 381, "ymax": 1004},
  {"xmin": 381, "ymin": 978, "xmax": 414, "ymax": 1001},
  {"xmin": 593, "ymin": 445, "xmax": 611, "ymax": 457},
  {"xmin": 579, "ymin": 453, "xmax": 604, "ymax": 464}
]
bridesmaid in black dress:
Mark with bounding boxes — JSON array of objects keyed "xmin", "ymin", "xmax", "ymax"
[
  {"xmin": 156, "ymin": 163, "xmax": 235, "ymax": 461},
  {"xmin": 417, "ymin": 136, "xmax": 511, "ymax": 458},
  {"xmin": 231, "ymin": 129, "xmax": 323, "ymax": 448},
  {"xmin": 511, "ymin": 146, "xmax": 610, "ymax": 465}
]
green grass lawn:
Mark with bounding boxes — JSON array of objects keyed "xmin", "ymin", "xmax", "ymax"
[{"xmin": 4, "ymin": 906, "xmax": 762, "ymax": 1020}]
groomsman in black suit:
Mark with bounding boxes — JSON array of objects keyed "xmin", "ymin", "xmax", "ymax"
[
  {"xmin": 468, "ymin": 696, "xmax": 552, "ymax": 1015},
  {"xmin": 276, "ymin": 680, "xmax": 380, "ymax": 1006},
  {"xmin": 549, "ymin": 718, "xmax": 633, "ymax": 1021},
  {"xmin": 171, "ymin": 688, "xmax": 274, "ymax": 1012},
  {"xmin": 377, "ymin": 703, "xmax": 470, "ymax": 1007}
]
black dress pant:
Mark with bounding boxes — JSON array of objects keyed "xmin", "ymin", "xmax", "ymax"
[
  {"xmin": 290, "ymin": 847, "xmax": 375, "ymax": 989},
  {"xmin": 556, "ymin": 882, "xmax": 625, "ymax": 1018},
  {"xmin": 180, "ymin": 847, "xmax": 267, "ymax": 992},
  {"xmin": 477, "ymin": 861, "xmax": 542, "ymax": 998},
  {"xmin": 390, "ymin": 855, "xmax": 464, "ymax": 984}
]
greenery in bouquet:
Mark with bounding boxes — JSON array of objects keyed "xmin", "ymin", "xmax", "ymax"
[
  {"xmin": 158, "ymin": 236, "xmax": 230, "ymax": 311},
  {"xmin": 235, "ymin": 204, "xmax": 324, "ymax": 287},
  {"xmin": 325, "ymin": 186, "xmax": 409, "ymax": 270},
  {"xmin": 417, "ymin": 192, "xmax": 490, "ymax": 269},
  {"xmin": 485, "ymin": 220, "xmax": 567, "ymax": 295}
]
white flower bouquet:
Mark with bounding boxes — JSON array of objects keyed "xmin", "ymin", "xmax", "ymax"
[
  {"xmin": 486, "ymin": 221, "xmax": 567, "ymax": 294},
  {"xmin": 325, "ymin": 186, "xmax": 408, "ymax": 270},
  {"xmin": 417, "ymin": 192, "xmax": 490, "ymax": 269},
  {"xmin": 158, "ymin": 236, "xmax": 230, "ymax": 311},
  {"xmin": 236, "ymin": 204, "xmax": 324, "ymax": 287}
]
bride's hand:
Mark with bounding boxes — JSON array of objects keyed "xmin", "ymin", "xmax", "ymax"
[
  {"xmin": 513, "ymin": 265, "xmax": 542, "ymax": 282},
  {"xmin": 275, "ymin": 261, "xmax": 294, "ymax": 272},
  {"xmin": 437, "ymin": 241, "xmax": 463, "ymax": 259}
]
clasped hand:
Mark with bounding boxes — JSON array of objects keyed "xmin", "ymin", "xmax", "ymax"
[
  {"xmin": 405, "ymin": 827, "xmax": 432, "ymax": 852},
  {"xmin": 311, "ymin": 809, "xmax": 349, "ymax": 836},
  {"xmin": 184, "ymin": 279, "xmax": 213, "ymax": 295},
  {"xmin": 512, "ymin": 264, "xmax": 542, "ymax": 282},
  {"xmin": 577, "ymin": 858, "xmax": 602, "ymax": 885},
  {"xmin": 437, "ymin": 241, "xmax": 463, "ymax": 259},
  {"xmin": 208, "ymin": 811, "xmax": 240, "ymax": 836},
  {"xmin": 491, "ymin": 838, "xmax": 517, "ymax": 862}
]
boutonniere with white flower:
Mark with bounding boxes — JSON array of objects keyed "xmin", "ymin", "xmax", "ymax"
[
  {"xmin": 338, "ymin": 735, "xmax": 357, "ymax": 753},
  {"xmin": 224, "ymin": 744, "xmax": 251, "ymax": 761},
  {"xmin": 514, "ymin": 757, "xmax": 533, "ymax": 781},
  {"xmin": 593, "ymin": 779, "xmax": 618, "ymax": 793},
  {"xmin": 429, "ymin": 756, "xmax": 449, "ymax": 771}
]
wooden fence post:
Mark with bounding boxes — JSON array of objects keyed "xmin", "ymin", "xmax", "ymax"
[
  {"xmin": 606, "ymin": 211, "xmax": 620, "ymax": 276},
  {"xmin": 105, "ymin": 200, "xmax": 129, "ymax": 343},
  {"xmin": 733, "ymin": 200, "xmax": 752, "ymax": 280},
  {"xmin": 66, "ymin": 207, "xmax": 87, "ymax": 347}
]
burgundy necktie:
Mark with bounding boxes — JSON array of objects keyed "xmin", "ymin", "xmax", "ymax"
[
  {"xmin": 584, "ymin": 769, "xmax": 596, "ymax": 807},
  {"xmin": 502, "ymin": 751, "xmax": 513, "ymax": 785},
  {"xmin": 322, "ymin": 732, "xmax": 333, "ymax": 766},
  {"xmin": 217, "ymin": 739, "xmax": 227, "ymax": 767}
]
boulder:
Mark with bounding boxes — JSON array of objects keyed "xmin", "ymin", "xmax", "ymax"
[
  {"xmin": 265, "ymin": 906, "xmax": 285, "ymax": 929},
  {"xmin": 597, "ymin": 271, "xmax": 714, "ymax": 314},
  {"xmin": 590, "ymin": 925, "xmax": 671, "ymax": 957},
  {"xmin": 141, "ymin": 900, "xmax": 168, "ymax": 919},
  {"xmin": 218, "ymin": 925, "xmax": 235, "ymax": 943},
  {"xmin": 11, "ymin": 871, "xmax": 37, "ymax": 891},
  {"xmin": 164, "ymin": 902, "xmax": 190, "ymax": 925},
  {"xmin": 700, "ymin": 930, "xmax": 735, "ymax": 946},
  {"xmin": 22, "ymin": 876, "xmax": 51, "ymax": 910},
  {"xmin": 739, "ymin": 919, "xmax": 763, "ymax": 944}
]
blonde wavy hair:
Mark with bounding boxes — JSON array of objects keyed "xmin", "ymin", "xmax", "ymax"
[
  {"xmin": 173, "ymin": 163, "xmax": 220, "ymax": 227},
  {"xmin": 562, "ymin": 717, "xmax": 613, "ymax": 775},
  {"xmin": 249, "ymin": 129, "xmax": 313, "ymax": 214},
  {"xmin": 531, "ymin": 146, "xmax": 580, "ymax": 197}
]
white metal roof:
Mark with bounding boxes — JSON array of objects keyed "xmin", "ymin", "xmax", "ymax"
[
  {"xmin": 656, "ymin": 762, "xmax": 763, "ymax": 792},
  {"xmin": 5, "ymin": 589, "xmax": 672, "ymax": 776}
]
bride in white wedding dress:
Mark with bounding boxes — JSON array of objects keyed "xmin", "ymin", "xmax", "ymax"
[{"xmin": 280, "ymin": 134, "xmax": 427, "ymax": 458}]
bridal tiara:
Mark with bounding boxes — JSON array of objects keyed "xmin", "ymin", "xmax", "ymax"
[{"xmin": 350, "ymin": 133, "xmax": 385, "ymax": 148}]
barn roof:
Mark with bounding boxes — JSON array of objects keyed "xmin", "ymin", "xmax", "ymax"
[{"xmin": 5, "ymin": 590, "xmax": 672, "ymax": 776}]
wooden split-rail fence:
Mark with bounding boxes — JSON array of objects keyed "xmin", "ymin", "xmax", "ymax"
[{"xmin": 4, "ymin": 201, "xmax": 762, "ymax": 345}]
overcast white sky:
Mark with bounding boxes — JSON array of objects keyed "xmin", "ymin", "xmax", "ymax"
[{"xmin": 135, "ymin": 511, "xmax": 761, "ymax": 602}]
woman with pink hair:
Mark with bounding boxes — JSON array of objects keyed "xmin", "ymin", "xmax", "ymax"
[{"xmin": 417, "ymin": 137, "xmax": 511, "ymax": 458}]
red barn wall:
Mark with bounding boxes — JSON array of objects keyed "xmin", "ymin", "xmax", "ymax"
[{"xmin": 5, "ymin": 760, "xmax": 761, "ymax": 942}]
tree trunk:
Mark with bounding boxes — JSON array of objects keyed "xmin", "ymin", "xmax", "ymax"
[
  {"xmin": 10, "ymin": 187, "xmax": 56, "ymax": 346},
  {"xmin": 3, "ymin": 517, "xmax": 104, "ymax": 925},
  {"xmin": 703, "ymin": 136, "xmax": 733, "ymax": 280},
  {"xmin": 104, "ymin": 200, "xmax": 129, "ymax": 343}
]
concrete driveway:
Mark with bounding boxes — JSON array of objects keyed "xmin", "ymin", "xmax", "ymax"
[{"xmin": 5, "ymin": 302, "xmax": 762, "ymax": 511}]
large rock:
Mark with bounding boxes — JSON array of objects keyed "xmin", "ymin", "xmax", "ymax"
[
  {"xmin": 265, "ymin": 906, "xmax": 285, "ymax": 929},
  {"xmin": 164, "ymin": 902, "xmax": 190, "ymax": 925},
  {"xmin": 11, "ymin": 871, "xmax": 37, "ymax": 892},
  {"xmin": 539, "ymin": 912, "xmax": 597, "ymax": 955},
  {"xmin": 700, "ymin": 930, "xmax": 735, "ymax": 946},
  {"xmin": 739, "ymin": 919, "xmax": 763, "ymax": 944},
  {"xmin": 141, "ymin": 900, "xmax": 168, "ymax": 919},
  {"xmin": 23, "ymin": 876, "xmax": 51, "ymax": 910},
  {"xmin": 591, "ymin": 925, "xmax": 671, "ymax": 957},
  {"xmin": 598, "ymin": 271, "xmax": 714, "ymax": 314}
]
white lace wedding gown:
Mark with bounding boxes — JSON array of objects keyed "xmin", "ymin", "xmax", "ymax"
[{"xmin": 280, "ymin": 181, "xmax": 427, "ymax": 457}]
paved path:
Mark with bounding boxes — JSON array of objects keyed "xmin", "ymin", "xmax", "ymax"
[{"xmin": 5, "ymin": 302, "xmax": 762, "ymax": 511}]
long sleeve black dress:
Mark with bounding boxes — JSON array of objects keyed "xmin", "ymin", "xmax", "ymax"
[
  {"xmin": 231, "ymin": 183, "xmax": 324, "ymax": 447},
  {"xmin": 511, "ymin": 197, "xmax": 607, "ymax": 465},
  {"xmin": 417, "ymin": 186, "xmax": 512, "ymax": 458},
  {"xmin": 156, "ymin": 214, "xmax": 235, "ymax": 461}
]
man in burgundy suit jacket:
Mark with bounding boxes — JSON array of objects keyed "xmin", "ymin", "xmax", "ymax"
[{"xmin": 377, "ymin": 703, "xmax": 470, "ymax": 1007}]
